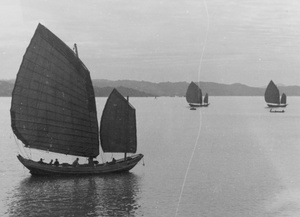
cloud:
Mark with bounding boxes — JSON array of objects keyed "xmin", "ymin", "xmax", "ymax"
[{"xmin": 2, "ymin": 0, "xmax": 300, "ymax": 85}]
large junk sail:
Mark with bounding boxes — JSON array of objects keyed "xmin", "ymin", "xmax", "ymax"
[
  {"xmin": 100, "ymin": 89, "xmax": 137, "ymax": 153},
  {"xmin": 264, "ymin": 80, "xmax": 280, "ymax": 104},
  {"xmin": 186, "ymin": 82, "xmax": 202, "ymax": 104},
  {"xmin": 280, "ymin": 93, "xmax": 287, "ymax": 104},
  {"xmin": 10, "ymin": 23, "xmax": 99, "ymax": 157}
]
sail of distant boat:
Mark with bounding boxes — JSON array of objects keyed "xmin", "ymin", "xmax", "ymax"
[
  {"xmin": 264, "ymin": 80, "xmax": 280, "ymax": 104},
  {"xmin": 203, "ymin": 93, "xmax": 209, "ymax": 105},
  {"xmin": 264, "ymin": 80, "xmax": 287, "ymax": 108},
  {"xmin": 186, "ymin": 82, "xmax": 202, "ymax": 105},
  {"xmin": 11, "ymin": 23, "xmax": 143, "ymax": 176},
  {"xmin": 280, "ymin": 93, "xmax": 287, "ymax": 104}
]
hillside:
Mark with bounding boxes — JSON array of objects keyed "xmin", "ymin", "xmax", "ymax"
[
  {"xmin": 94, "ymin": 86, "xmax": 156, "ymax": 97},
  {"xmin": 1, "ymin": 79, "xmax": 300, "ymax": 97},
  {"xmin": 92, "ymin": 79, "xmax": 300, "ymax": 97}
]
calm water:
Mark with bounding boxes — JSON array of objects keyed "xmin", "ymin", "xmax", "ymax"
[{"xmin": 1, "ymin": 96, "xmax": 300, "ymax": 217}]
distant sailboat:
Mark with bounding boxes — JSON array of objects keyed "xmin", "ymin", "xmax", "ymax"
[
  {"xmin": 264, "ymin": 80, "xmax": 287, "ymax": 108},
  {"xmin": 11, "ymin": 23, "xmax": 143, "ymax": 176},
  {"xmin": 186, "ymin": 82, "xmax": 209, "ymax": 107}
]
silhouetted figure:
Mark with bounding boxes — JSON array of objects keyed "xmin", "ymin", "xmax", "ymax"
[
  {"xmin": 54, "ymin": 159, "xmax": 59, "ymax": 166},
  {"xmin": 88, "ymin": 157, "xmax": 94, "ymax": 166}
]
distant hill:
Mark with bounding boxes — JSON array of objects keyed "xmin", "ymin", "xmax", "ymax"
[
  {"xmin": 94, "ymin": 86, "xmax": 156, "ymax": 97},
  {"xmin": 92, "ymin": 79, "xmax": 300, "ymax": 97},
  {"xmin": 1, "ymin": 79, "xmax": 300, "ymax": 97},
  {"xmin": 92, "ymin": 80, "xmax": 188, "ymax": 97}
]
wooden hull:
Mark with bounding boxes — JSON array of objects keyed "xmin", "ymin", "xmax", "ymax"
[
  {"xmin": 267, "ymin": 103, "xmax": 287, "ymax": 108},
  {"xmin": 17, "ymin": 154, "xmax": 143, "ymax": 176},
  {"xmin": 189, "ymin": 103, "xmax": 209, "ymax": 107}
]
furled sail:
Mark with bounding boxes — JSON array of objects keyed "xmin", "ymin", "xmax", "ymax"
[
  {"xmin": 10, "ymin": 23, "xmax": 99, "ymax": 157},
  {"xmin": 100, "ymin": 89, "xmax": 137, "ymax": 153},
  {"xmin": 264, "ymin": 80, "xmax": 280, "ymax": 104},
  {"xmin": 203, "ymin": 93, "xmax": 208, "ymax": 104},
  {"xmin": 280, "ymin": 93, "xmax": 287, "ymax": 104},
  {"xmin": 186, "ymin": 82, "xmax": 202, "ymax": 104}
]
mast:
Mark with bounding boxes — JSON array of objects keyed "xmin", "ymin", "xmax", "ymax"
[
  {"xmin": 125, "ymin": 95, "xmax": 129, "ymax": 160},
  {"xmin": 74, "ymin": 43, "xmax": 79, "ymax": 58}
]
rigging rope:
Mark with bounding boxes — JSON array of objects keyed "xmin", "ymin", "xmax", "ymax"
[{"xmin": 175, "ymin": 0, "xmax": 209, "ymax": 215}]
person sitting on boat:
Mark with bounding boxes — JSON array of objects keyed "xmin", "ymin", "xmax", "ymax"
[
  {"xmin": 112, "ymin": 158, "xmax": 116, "ymax": 164},
  {"xmin": 88, "ymin": 157, "xmax": 99, "ymax": 166},
  {"xmin": 88, "ymin": 157, "xmax": 94, "ymax": 166},
  {"xmin": 49, "ymin": 159, "xmax": 53, "ymax": 165},
  {"xmin": 54, "ymin": 159, "xmax": 59, "ymax": 166},
  {"xmin": 38, "ymin": 158, "xmax": 44, "ymax": 164},
  {"xmin": 72, "ymin": 158, "xmax": 79, "ymax": 167}
]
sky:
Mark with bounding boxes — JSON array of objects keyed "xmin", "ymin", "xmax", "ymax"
[{"xmin": 1, "ymin": 0, "xmax": 300, "ymax": 87}]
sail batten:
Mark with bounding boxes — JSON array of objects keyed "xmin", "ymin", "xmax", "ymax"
[
  {"xmin": 100, "ymin": 89, "xmax": 137, "ymax": 153},
  {"xmin": 10, "ymin": 23, "xmax": 99, "ymax": 157},
  {"xmin": 186, "ymin": 82, "xmax": 202, "ymax": 104}
]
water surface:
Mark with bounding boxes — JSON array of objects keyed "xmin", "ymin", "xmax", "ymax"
[{"xmin": 1, "ymin": 97, "xmax": 300, "ymax": 216}]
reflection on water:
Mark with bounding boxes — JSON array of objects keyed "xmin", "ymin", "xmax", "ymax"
[{"xmin": 8, "ymin": 173, "xmax": 141, "ymax": 217}]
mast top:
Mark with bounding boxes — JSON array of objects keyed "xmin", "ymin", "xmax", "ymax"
[{"xmin": 74, "ymin": 43, "xmax": 79, "ymax": 58}]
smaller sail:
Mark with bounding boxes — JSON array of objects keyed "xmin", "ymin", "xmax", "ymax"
[
  {"xmin": 280, "ymin": 93, "xmax": 287, "ymax": 104},
  {"xmin": 264, "ymin": 80, "xmax": 280, "ymax": 104},
  {"xmin": 203, "ymin": 93, "xmax": 208, "ymax": 104},
  {"xmin": 186, "ymin": 82, "xmax": 202, "ymax": 104},
  {"xmin": 100, "ymin": 89, "xmax": 137, "ymax": 153}
]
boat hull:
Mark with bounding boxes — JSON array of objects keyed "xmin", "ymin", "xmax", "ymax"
[
  {"xmin": 267, "ymin": 103, "xmax": 287, "ymax": 108},
  {"xmin": 189, "ymin": 103, "xmax": 210, "ymax": 107},
  {"xmin": 270, "ymin": 110, "xmax": 285, "ymax": 113},
  {"xmin": 17, "ymin": 154, "xmax": 143, "ymax": 176}
]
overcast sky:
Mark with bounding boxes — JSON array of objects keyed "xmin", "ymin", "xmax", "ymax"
[{"xmin": 1, "ymin": 0, "xmax": 300, "ymax": 87}]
